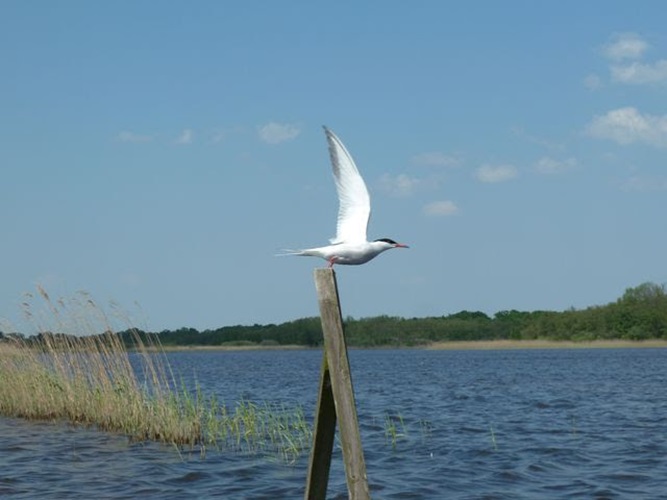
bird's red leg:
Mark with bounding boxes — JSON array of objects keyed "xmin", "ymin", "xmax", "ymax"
[{"xmin": 328, "ymin": 257, "xmax": 336, "ymax": 268}]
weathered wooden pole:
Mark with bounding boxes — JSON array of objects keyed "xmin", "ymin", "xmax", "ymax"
[
  {"xmin": 305, "ymin": 268, "xmax": 370, "ymax": 500},
  {"xmin": 304, "ymin": 350, "xmax": 337, "ymax": 499}
]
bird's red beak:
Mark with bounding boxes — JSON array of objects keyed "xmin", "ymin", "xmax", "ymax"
[{"xmin": 394, "ymin": 243, "xmax": 409, "ymax": 248}]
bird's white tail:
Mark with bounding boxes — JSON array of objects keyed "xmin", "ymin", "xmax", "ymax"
[{"xmin": 275, "ymin": 249, "xmax": 317, "ymax": 257}]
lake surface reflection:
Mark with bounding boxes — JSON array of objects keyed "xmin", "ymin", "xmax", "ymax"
[{"xmin": 2, "ymin": 348, "xmax": 667, "ymax": 498}]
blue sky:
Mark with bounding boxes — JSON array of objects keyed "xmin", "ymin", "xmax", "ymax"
[{"xmin": 2, "ymin": 2, "xmax": 666, "ymax": 333}]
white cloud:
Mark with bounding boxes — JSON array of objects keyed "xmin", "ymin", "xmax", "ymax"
[
  {"xmin": 423, "ymin": 200, "xmax": 459, "ymax": 216},
  {"xmin": 116, "ymin": 131, "xmax": 153, "ymax": 143},
  {"xmin": 379, "ymin": 173, "xmax": 421, "ymax": 197},
  {"xmin": 411, "ymin": 152, "xmax": 461, "ymax": 167},
  {"xmin": 599, "ymin": 32, "xmax": 667, "ymax": 85},
  {"xmin": 474, "ymin": 164, "xmax": 518, "ymax": 183},
  {"xmin": 603, "ymin": 32, "xmax": 649, "ymax": 61},
  {"xmin": 610, "ymin": 60, "xmax": 667, "ymax": 84},
  {"xmin": 534, "ymin": 157, "xmax": 577, "ymax": 174},
  {"xmin": 175, "ymin": 128, "xmax": 194, "ymax": 145},
  {"xmin": 258, "ymin": 122, "xmax": 301, "ymax": 144},
  {"xmin": 586, "ymin": 107, "xmax": 667, "ymax": 148}
]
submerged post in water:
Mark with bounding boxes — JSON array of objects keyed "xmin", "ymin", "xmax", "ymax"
[{"xmin": 305, "ymin": 268, "xmax": 370, "ymax": 500}]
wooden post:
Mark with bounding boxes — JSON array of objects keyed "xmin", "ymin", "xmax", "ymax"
[
  {"xmin": 304, "ymin": 353, "xmax": 336, "ymax": 499},
  {"xmin": 305, "ymin": 268, "xmax": 370, "ymax": 500}
]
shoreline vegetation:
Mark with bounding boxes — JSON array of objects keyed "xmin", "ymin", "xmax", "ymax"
[
  {"xmin": 0, "ymin": 288, "xmax": 312, "ymax": 461},
  {"xmin": 154, "ymin": 338, "xmax": 667, "ymax": 352},
  {"xmin": 117, "ymin": 281, "xmax": 667, "ymax": 350},
  {"xmin": 427, "ymin": 338, "xmax": 667, "ymax": 350},
  {"xmin": 0, "ymin": 330, "xmax": 312, "ymax": 461}
]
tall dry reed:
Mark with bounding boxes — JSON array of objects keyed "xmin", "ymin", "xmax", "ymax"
[{"xmin": 0, "ymin": 288, "xmax": 311, "ymax": 460}]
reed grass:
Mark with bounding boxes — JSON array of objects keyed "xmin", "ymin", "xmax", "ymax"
[
  {"xmin": 489, "ymin": 425, "xmax": 498, "ymax": 451},
  {"xmin": 0, "ymin": 288, "xmax": 311, "ymax": 461},
  {"xmin": 384, "ymin": 411, "xmax": 407, "ymax": 448}
]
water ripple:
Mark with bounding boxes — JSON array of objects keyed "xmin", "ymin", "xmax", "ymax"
[{"xmin": 2, "ymin": 348, "xmax": 667, "ymax": 498}]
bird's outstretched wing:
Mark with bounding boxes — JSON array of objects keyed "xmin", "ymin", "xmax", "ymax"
[{"xmin": 323, "ymin": 126, "xmax": 371, "ymax": 244}]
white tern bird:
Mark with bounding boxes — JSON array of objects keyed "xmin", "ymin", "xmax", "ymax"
[{"xmin": 283, "ymin": 126, "xmax": 409, "ymax": 267}]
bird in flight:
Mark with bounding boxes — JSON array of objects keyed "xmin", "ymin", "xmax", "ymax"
[{"xmin": 283, "ymin": 126, "xmax": 408, "ymax": 268}]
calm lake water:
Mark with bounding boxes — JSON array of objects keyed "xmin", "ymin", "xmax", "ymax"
[{"xmin": 1, "ymin": 348, "xmax": 667, "ymax": 498}]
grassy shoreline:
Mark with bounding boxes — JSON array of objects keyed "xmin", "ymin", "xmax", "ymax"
[
  {"xmin": 426, "ymin": 339, "xmax": 667, "ymax": 350},
  {"xmin": 0, "ymin": 334, "xmax": 313, "ymax": 460},
  {"xmin": 150, "ymin": 339, "xmax": 667, "ymax": 352},
  {"xmin": 151, "ymin": 344, "xmax": 310, "ymax": 352},
  {"xmin": 0, "ymin": 285, "xmax": 313, "ymax": 460}
]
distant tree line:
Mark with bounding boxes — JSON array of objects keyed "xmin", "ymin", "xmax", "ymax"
[
  {"xmin": 3, "ymin": 282, "xmax": 666, "ymax": 348},
  {"xmin": 122, "ymin": 281, "xmax": 667, "ymax": 347}
]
